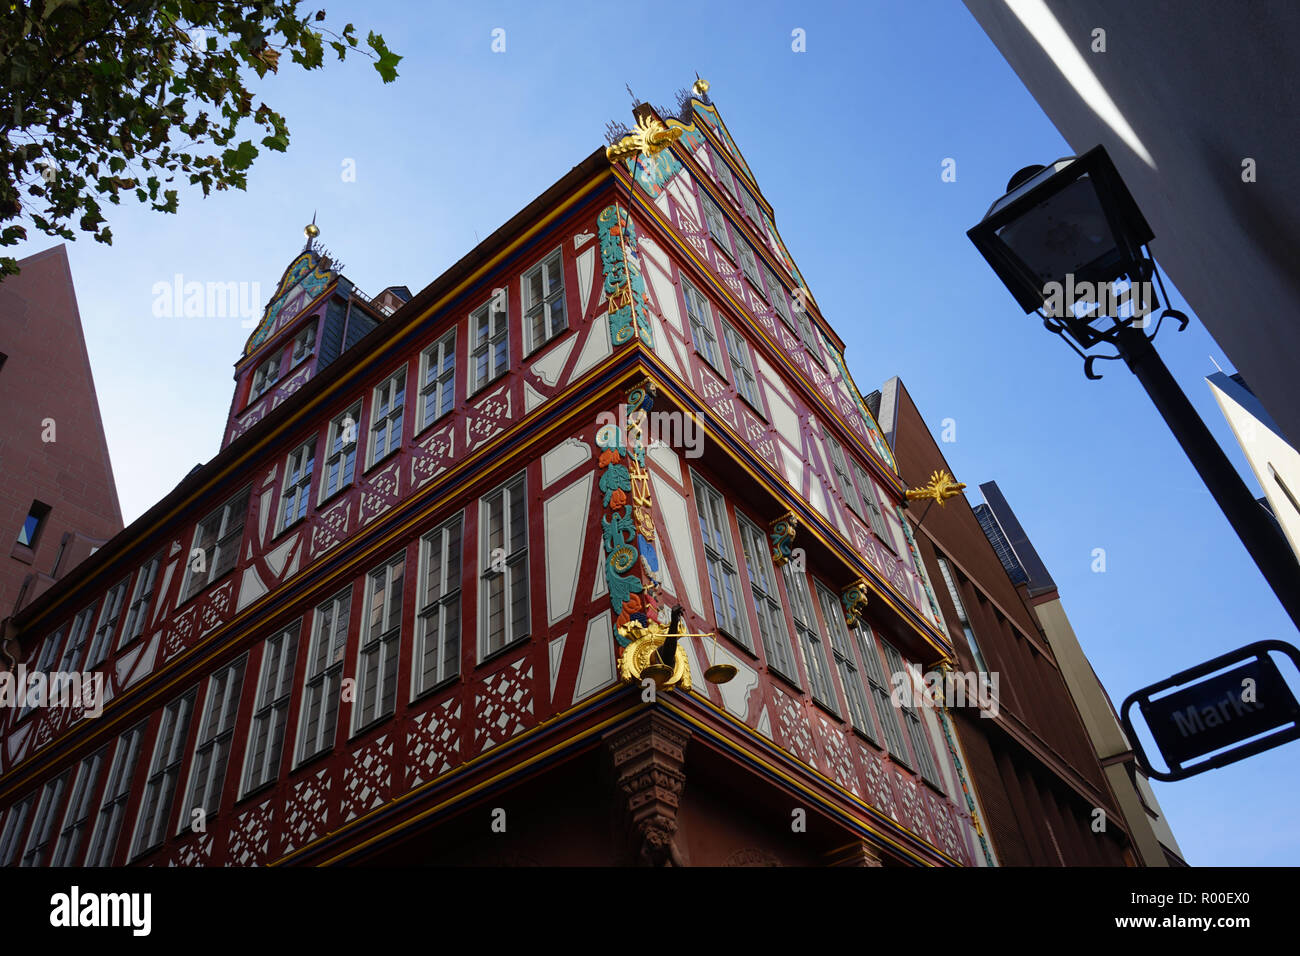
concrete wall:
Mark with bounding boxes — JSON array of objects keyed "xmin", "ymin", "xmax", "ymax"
[{"xmin": 963, "ymin": 0, "xmax": 1300, "ymax": 447}]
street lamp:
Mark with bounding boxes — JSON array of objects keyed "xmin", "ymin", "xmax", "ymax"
[{"xmin": 968, "ymin": 144, "xmax": 1300, "ymax": 633}]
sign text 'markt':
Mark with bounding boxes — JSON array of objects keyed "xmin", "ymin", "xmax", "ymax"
[{"xmin": 1141, "ymin": 656, "xmax": 1299, "ymax": 769}]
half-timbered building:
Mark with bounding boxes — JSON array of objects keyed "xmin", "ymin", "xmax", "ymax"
[{"xmin": 0, "ymin": 84, "xmax": 1002, "ymax": 867}]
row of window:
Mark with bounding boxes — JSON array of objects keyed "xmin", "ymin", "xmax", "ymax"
[
  {"xmin": 246, "ymin": 249, "xmax": 566, "ymax": 428},
  {"xmin": 249, "ymin": 323, "xmax": 317, "ymax": 403},
  {"xmin": 4, "ymin": 457, "xmax": 941, "ymax": 865},
  {"xmin": 260, "ymin": 250, "xmax": 565, "ymax": 543},
  {"xmin": 697, "ymin": 145, "xmax": 822, "ymax": 361},
  {"xmin": 22, "ymin": 552, "xmax": 162, "ymax": 712},
  {"xmin": 691, "ymin": 472, "xmax": 943, "ymax": 788},
  {"xmin": 0, "ymin": 473, "xmax": 531, "ymax": 867}
]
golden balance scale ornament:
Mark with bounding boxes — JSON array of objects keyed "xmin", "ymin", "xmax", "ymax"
[{"xmin": 618, "ymin": 605, "xmax": 735, "ymax": 690}]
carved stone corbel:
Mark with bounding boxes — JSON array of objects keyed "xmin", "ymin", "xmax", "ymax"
[
  {"xmin": 605, "ymin": 712, "xmax": 691, "ymax": 866},
  {"xmin": 823, "ymin": 840, "xmax": 886, "ymax": 867}
]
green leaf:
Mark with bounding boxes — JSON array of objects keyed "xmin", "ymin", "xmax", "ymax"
[{"xmin": 367, "ymin": 32, "xmax": 401, "ymax": 83}]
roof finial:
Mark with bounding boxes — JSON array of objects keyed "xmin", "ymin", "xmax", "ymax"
[
  {"xmin": 304, "ymin": 211, "xmax": 320, "ymax": 251},
  {"xmin": 692, "ymin": 74, "xmax": 710, "ymax": 98}
]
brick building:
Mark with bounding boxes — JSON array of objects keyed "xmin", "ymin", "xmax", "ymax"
[{"xmin": 0, "ymin": 244, "xmax": 122, "ymax": 639}]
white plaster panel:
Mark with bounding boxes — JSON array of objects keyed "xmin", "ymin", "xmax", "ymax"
[{"xmin": 544, "ymin": 474, "xmax": 592, "ymax": 625}]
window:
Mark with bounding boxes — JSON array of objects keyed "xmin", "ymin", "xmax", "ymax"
[
  {"xmin": 470, "ymin": 292, "xmax": 509, "ymax": 392},
  {"xmin": 816, "ymin": 583, "xmax": 874, "ymax": 738},
  {"xmin": 682, "ymin": 279, "xmax": 720, "ymax": 368},
  {"xmin": 180, "ymin": 487, "xmax": 250, "ymax": 602},
  {"xmin": 249, "ymin": 353, "xmax": 280, "ymax": 402},
  {"xmin": 418, "ymin": 330, "xmax": 456, "ymax": 430},
  {"xmin": 87, "ymin": 577, "xmax": 129, "ymax": 668},
  {"xmin": 120, "ymin": 554, "xmax": 161, "ymax": 648},
  {"xmin": 523, "ymin": 249, "xmax": 567, "ymax": 353},
  {"xmin": 736, "ymin": 242, "xmax": 763, "ymax": 290},
  {"xmin": 367, "ymin": 368, "xmax": 406, "ymax": 468},
  {"xmin": 0, "ymin": 795, "xmax": 33, "ymax": 867},
  {"xmin": 721, "ymin": 322, "xmax": 760, "ymax": 409},
  {"xmin": 17, "ymin": 500, "xmax": 50, "ymax": 549},
  {"xmin": 794, "ymin": 297, "xmax": 822, "ymax": 358},
  {"xmin": 183, "ymin": 658, "xmax": 246, "ymax": 825},
  {"xmin": 692, "ymin": 474, "xmax": 751, "ymax": 650},
  {"xmin": 825, "ymin": 433, "xmax": 861, "ymax": 516},
  {"xmin": 416, "ymin": 514, "xmax": 462, "ymax": 696},
  {"xmin": 855, "ymin": 624, "xmax": 909, "ymax": 762},
  {"xmin": 51, "ymin": 748, "xmax": 106, "ymax": 866},
  {"xmin": 23, "ymin": 628, "xmax": 64, "ymax": 718},
  {"xmin": 132, "ymin": 689, "xmax": 196, "ymax": 857},
  {"xmin": 289, "ymin": 322, "xmax": 317, "ymax": 368},
  {"xmin": 737, "ymin": 516, "xmax": 797, "ymax": 680},
  {"xmin": 243, "ymin": 627, "xmax": 299, "ymax": 794},
  {"xmin": 59, "ymin": 601, "xmax": 99, "ymax": 673},
  {"xmin": 85, "ymin": 723, "xmax": 145, "ymax": 866},
  {"xmin": 740, "ymin": 187, "xmax": 761, "ymax": 226},
  {"xmin": 297, "ymin": 588, "xmax": 351, "ymax": 764},
  {"xmin": 320, "ymin": 402, "xmax": 361, "ymax": 502},
  {"xmin": 710, "ymin": 145, "xmax": 737, "ymax": 199},
  {"xmin": 783, "ymin": 566, "xmax": 836, "ymax": 708},
  {"xmin": 764, "ymin": 266, "xmax": 794, "ymax": 330},
  {"xmin": 278, "ymin": 439, "xmax": 316, "ymax": 532},
  {"xmin": 356, "ymin": 552, "xmax": 404, "ymax": 729},
  {"xmin": 20, "ymin": 771, "xmax": 69, "ymax": 866},
  {"xmin": 937, "ymin": 557, "xmax": 989, "ymax": 673},
  {"xmin": 480, "ymin": 474, "xmax": 528, "ymax": 657},
  {"xmin": 700, "ymin": 193, "xmax": 731, "ymax": 257},
  {"xmin": 880, "ymin": 641, "xmax": 943, "ymax": 788},
  {"xmin": 853, "ymin": 462, "xmax": 892, "ymax": 545}
]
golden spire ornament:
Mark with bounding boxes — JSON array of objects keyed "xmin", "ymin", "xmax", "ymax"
[{"xmin": 692, "ymin": 75, "xmax": 710, "ymax": 97}]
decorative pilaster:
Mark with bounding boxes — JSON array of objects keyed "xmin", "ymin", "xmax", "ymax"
[
  {"xmin": 935, "ymin": 660, "xmax": 995, "ymax": 867},
  {"xmin": 898, "ymin": 502, "xmax": 948, "ymax": 635},
  {"xmin": 605, "ymin": 713, "xmax": 691, "ymax": 866},
  {"xmin": 596, "ymin": 380, "xmax": 667, "ymax": 646},
  {"xmin": 597, "ymin": 204, "xmax": 653, "ymax": 348}
]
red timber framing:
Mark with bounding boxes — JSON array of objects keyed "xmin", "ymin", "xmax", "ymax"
[{"xmin": 0, "ymin": 92, "xmax": 989, "ymax": 867}]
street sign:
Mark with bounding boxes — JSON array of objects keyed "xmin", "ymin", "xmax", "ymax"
[{"xmin": 1120, "ymin": 640, "xmax": 1300, "ymax": 781}]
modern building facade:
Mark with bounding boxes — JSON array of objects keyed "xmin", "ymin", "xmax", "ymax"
[
  {"xmin": 975, "ymin": 479, "xmax": 1185, "ymax": 866},
  {"xmin": 1207, "ymin": 372, "xmax": 1300, "ymax": 564},
  {"xmin": 876, "ymin": 375, "xmax": 1181, "ymax": 864},
  {"xmin": 1, "ymin": 83, "xmax": 1154, "ymax": 867},
  {"xmin": 0, "ymin": 244, "xmax": 122, "ymax": 639}
]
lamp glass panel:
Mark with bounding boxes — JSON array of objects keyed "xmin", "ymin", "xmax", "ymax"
[{"xmin": 994, "ymin": 175, "xmax": 1119, "ymax": 286}]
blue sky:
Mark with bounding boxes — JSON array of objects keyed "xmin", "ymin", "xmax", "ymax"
[{"xmin": 10, "ymin": 0, "xmax": 1295, "ymax": 865}]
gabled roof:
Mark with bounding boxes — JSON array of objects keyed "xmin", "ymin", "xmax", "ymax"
[{"xmin": 241, "ymin": 248, "xmax": 338, "ymax": 360}]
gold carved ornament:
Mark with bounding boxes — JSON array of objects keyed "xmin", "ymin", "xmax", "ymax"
[
  {"xmin": 905, "ymin": 469, "xmax": 967, "ymax": 507},
  {"xmin": 606, "ymin": 114, "xmax": 683, "ymax": 163},
  {"xmin": 617, "ymin": 615, "xmax": 737, "ymax": 690}
]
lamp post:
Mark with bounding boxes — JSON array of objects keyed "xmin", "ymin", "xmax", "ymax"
[{"xmin": 967, "ymin": 144, "xmax": 1300, "ymax": 633}]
